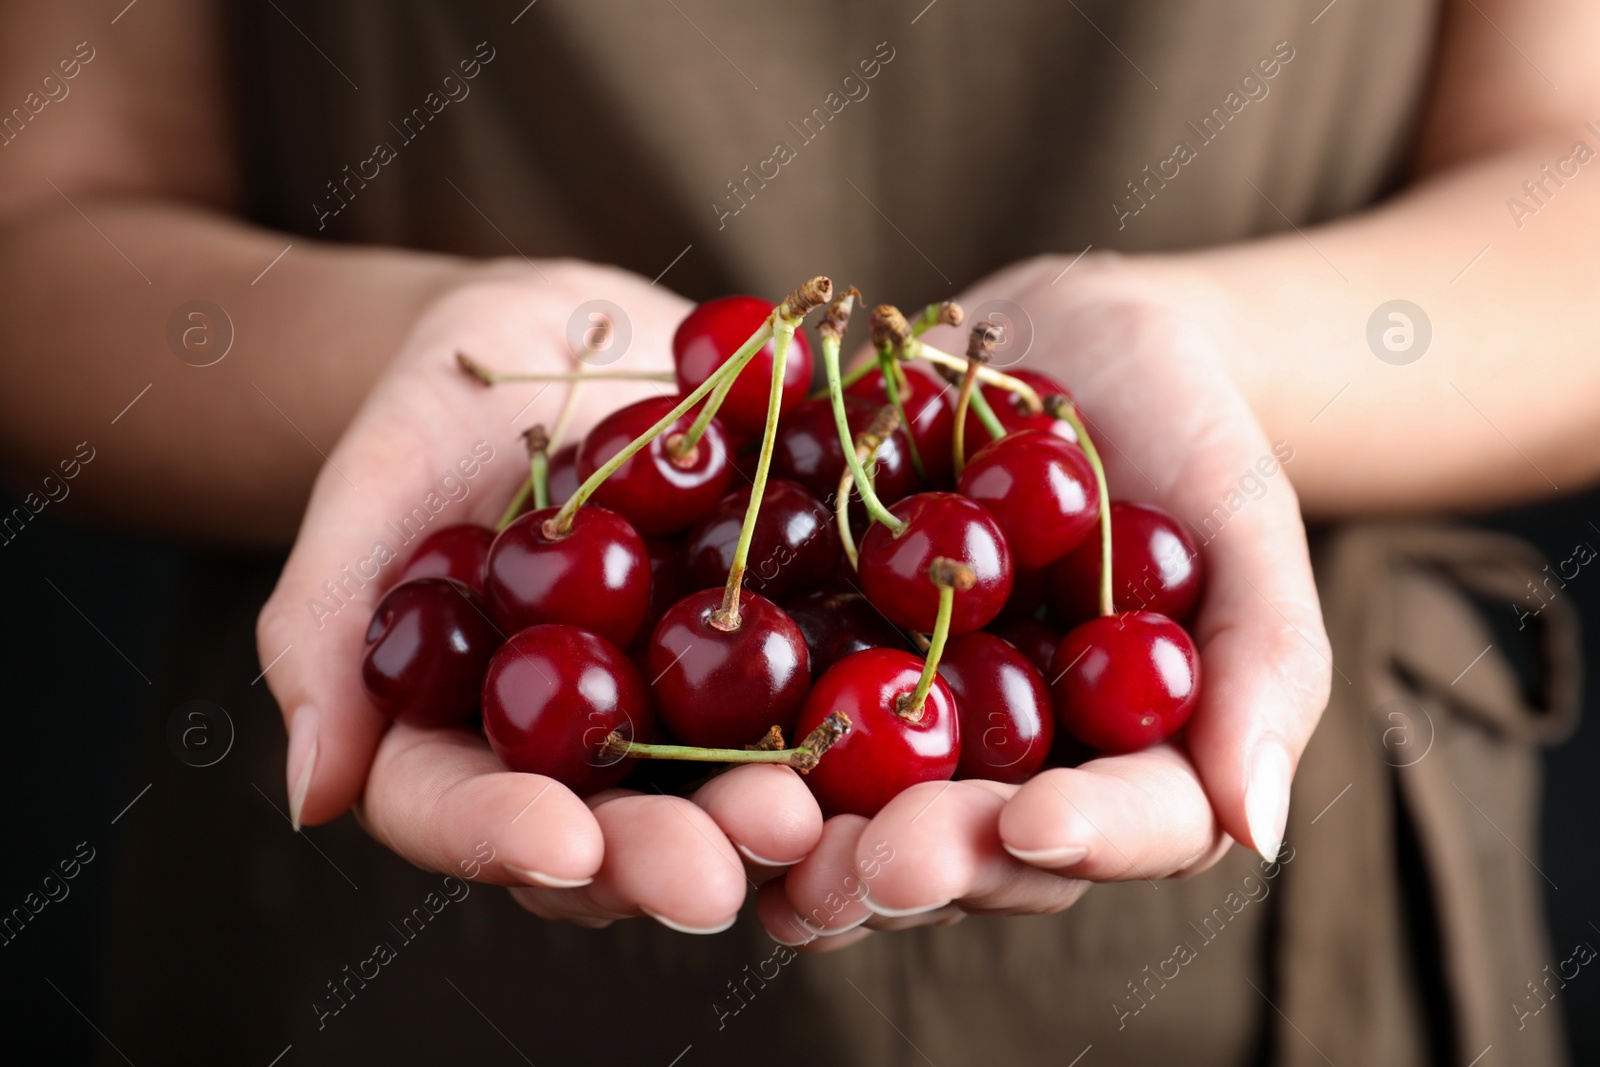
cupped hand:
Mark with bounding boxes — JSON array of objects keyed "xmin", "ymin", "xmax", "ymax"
[
  {"xmin": 255, "ymin": 259, "xmax": 824, "ymax": 931},
  {"xmin": 761, "ymin": 253, "xmax": 1332, "ymax": 949}
]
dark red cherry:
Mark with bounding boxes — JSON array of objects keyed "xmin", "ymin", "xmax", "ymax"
[
  {"xmin": 938, "ymin": 632, "xmax": 1053, "ymax": 783},
  {"xmin": 987, "ymin": 617, "xmax": 1062, "ymax": 675},
  {"xmin": 958, "ymin": 429, "xmax": 1100, "ymax": 570},
  {"xmin": 962, "ymin": 368, "xmax": 1079, "ymax": 462},
  {"xmin": 485, "ymin": 506, "xmax": 650, "ymax": 648},
  {"xmin": 637, "ymin": 537, "xmax": 690, "ymax": 647},
  {"xmin": 362, "ymin": 577, "xmax": 500, "ymax": 728},
  {"xmin": 576, "ymin": 396, "xmax": 732, "ymax": 537},
  {"xmin": 996, "ymin": 566, "xmax": 1047, "ymax": 622},
  {"xmin": 482, "ymin": 624, "xmax": 653, "ymax": 795},
  {"xmin": 857, "ymin": 492, "xmax": 1013, "ymax": 634},
  {"xmin": 847, "ymin": 363, "xmax": 957, "ymax": 488},
  {"xmin": 646, "ymin": 588, "xmax": 811, "ymax": 748},
  {"xmin": 673, "ymin": 296, "xmax": 813, "ymax": 438},
  {"xmin": 784, "ymin": 589, "xmax": 907, "ymax": 678},
  {"xmin": 772, "ymin": 396, "xmax": 916, "ymax": 523},
  {"xmin": 684, "ymin": 480, "xmax": 840, "ymax": 605},
  {"xmin": 794, "ymin": 648, "xmax": 959, "ymax": 817},
  {"xmin": 1046, "ymin": 501, "xmax": 1202, "ymax": 628},
  {"xmin": 1050, "ymin": 611, "xmax": 1200, "ymax": 754},
  {"xmin": 396, "ymin": 524, "xmax": 494, "ymax": 591},
  {"xmin": 547, "ymin": 442, "xmax": 581, "ymax": 506}
]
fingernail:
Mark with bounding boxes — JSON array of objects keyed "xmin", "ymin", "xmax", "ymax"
[
  {"xmin": 1246, "ymin": 740, "xmax": 1292, "ymax": 863},
  {"xmin": 770, "ymin": 914, "xmax": 821, "ymax": 947},
  {"xmin": 862, "ymin": 894, "xmax": 951, "ymax": 919},
  {"xmin": 1002, "ymin": 843, "xmax": 1089, "ymax": 868},
  {"xmin": 641, "ymin": 908, "xmax": 738, "ymax": 936},
  {"xmin": 808, "ymin": 910, "xmax": 871, "ymax": 937},
  {"xmin": 736, "ymin": 843, "xmax": 802, "ymax": 868},
  {"xmin": 287, "ymin": 705, "xmax": 319, "ymax": 832},
  {"xmin": 507, "ymin": 866, "xmax": 594, "ymax": 889}
]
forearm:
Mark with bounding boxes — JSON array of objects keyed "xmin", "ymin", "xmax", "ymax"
[{"xmin": 0, "ymin": 200, "xmax": 468, "ymax": 545}]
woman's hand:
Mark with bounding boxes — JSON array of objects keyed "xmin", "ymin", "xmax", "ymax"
[
  {"xmin": 255, "ymin": 260, "xmax": 824, "ymax": 931},
  {"xmin": 760, "ymin": 254, "xmax": 1332, "ymax": 948}
]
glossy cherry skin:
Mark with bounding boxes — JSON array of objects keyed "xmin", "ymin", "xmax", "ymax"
[
  {"xmin": 847, "ymin": 363, "xmax": 958, "ymax": 489},
  {"xmin": 1046, "ymin": 501, "xmax": 1203, "ymax": 628},
  {"xmin": 576, "ymin": 396, "xmax": 732, "ymax": 537},
  {"xmin": 647, "ymin": 588, "xmax": 811, "ymax": 748},
  {"xmin": 673, "ymin": 296, "xmax": 814, "ymax": 438},
  {"xmin": 938, "ymin": 632, "xmax": 1054, "ymax": 783},
  {"xmin": 785, "ymin": 589, "xmax": 907, "ymax": 678},
  {"xmin": 482, "ymin": 624, "xmax": 653, "ymax": 795},
  {"xmin": 637, "ymin": 537, "xmax": 690, "ymax": 648},
  {"xmin": 396, "ymin": 524, "xmax": 495, "ymax": 591},
  {"xmin": 547, "ymin": 442, "xmax": 581, "ymax": 506},
  {"xmin": 362, "ymin": 577, "xmax": 500, "ymax": 728},
  {"xmin": 958, "ymin": 429, "xmax": 1100, "ymax": 570},
  {"xmin": 684, "ymin": 480, "xmax": 840, "ymax": 605},
  {"xmin": 1049, "ymin": 611, "xmax": 1200, "ymax": 754},
  {"xmin": 772, "ymin": 396, "xmax": 916, "ymax": 522},
  {"xmin": 485, "ymin": 505, "xmax": 650, "ymax": 648},
  {"xmin": 987, "ymin": 617, "xmax": 1063, "ymax": 675},
  {"xmin": 795, "ymin": 648, "xmax": 959, "ymax": 817},
  {"xmin": 962, "ymin": 368, "xmax": 1079, "ymax": 462},
  {"xmin": 857, "ymin": 492, "xmax": 1014, "ymax": 635}
]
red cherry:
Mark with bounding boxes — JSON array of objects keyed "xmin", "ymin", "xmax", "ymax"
[
  {"xmin": 961, "ymin": 368, "xmax": 1078, "ymax": 461},
  {"xmin": 857, "ymin": 493, "xmax": 1013, "ymax": 634},
  {"xmin": 684, "ymin": 480, "xmax": 840, "ymax": 605},
  {"xmin": 485, "ymin": 506, "xmax": 650, "ymax": 648},
  {"xmin": 794, "ymin": 648, "xmax": 959, "ymax": 816},
  {"xmin": 1049, "ymin": 611, "xmax": 1200, "ymax": 753},
  {"xmin": 362, "ymin": 577, "xmax": 500, "ymax": 728},
  {"xmin": 847, "ymin": 364, "xmax": 957, "ymax": 488},
  {"xmin": 547, "ymin": 442, "xmax": 580, "ymax": 506},
  {"xmin": 395, "ymin": 524, "xmax": 494, "ymax": 591},
  {"xmin": 938, "ymin": 632, "xmax": 1053, "ymax": 783},
  {"xmin": 784, "ymin": 589, "xmax": 907, "ymax": 678},
  {"xmin": 673, "ymin": 295, "xmax": 813, "ymax": 437},
  {"xmin": 772, "ymin": 396, "xmax": 916, "ymax": 521},
  {"xmin": 958, "ymin": 429, "xmax": 1100, "ymax": 569},
  {"xmin": 637, "ymin": 537, "xmax": 690, "ymax": 647},
  {"xmin": 576, "ymin": 396, "xmax": 732, "ymax": 537},
  {"xmin": 646, "ymin": 588, "xmax": 810, "ymax": 748},
  {"xmin": 482, "ymin": 623, "xmax": 653, "ymax": 795},
  {"xmin": 1046, "ymin": 501, "xmax": 1202, "ymax": 627},
  {"xmin": 987, "ymin": 617, "xmax": 1062, "ymax": 675}
]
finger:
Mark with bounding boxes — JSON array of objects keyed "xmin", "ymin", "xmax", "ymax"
[
  {"xmin": 583, "ymin": 794, "xmax": 750, "ymax": 933},
  {"xmin": 998, "ymin": 744, "xmax": 1225, "ymax": 881},
  {"xmin": 770, "ymin": 815, "xmax": 873, "ymax": 939},
  {"xmin": 360, "ymin": 723, "xmax": 604, "ymax": 887},
  {"xmin": 692, "ymin": 764, "xmax": 824, "ymax": 875}
]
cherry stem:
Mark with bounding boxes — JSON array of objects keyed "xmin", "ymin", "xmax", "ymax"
[
  {"xmin": 910, "ymin": 301, "xmax": 965, "ymax": 337},
  {"xmin": 892, "ymin": 337, "xmax": 1044, "ymax": 413},
  {"xmin": 601, "ymin": 711, "xmax": 852, "ymax": 773},
  {"xmin": 822, "ymin": 306, "xmax": 905, "ymax": 536},
  {"xmin": 897, "ymin": 558, "xmax": 974, "ymax": 722},
  {"xmin": 836, "ymin": 405, "xmax": 901, "ymax": 571},
  {"xmin": 951, "ymin": 321, "xmax": 1001, "ymax": 478},
  {"xmin": 457, "ymin": 353, "xmax": 674, "ymax": 385},
  {"xmin": 672, "ymin": 322, "xmax": 773, "ymax": 458},
  {"xmin": 1048, "ymin": 397, "xmax": 1114, "ymax": 617},
  {"xmin": 712, "ymin": 319, "xmax": 794, "ymax": 630},
  {"xmin": 495, "ymin": 425, "xmax": 553, "ymax": 530},
  {"xmin": 966, "ymin": 386, "xmax": 1007, "ymax": 441},
  {"xmin": 875, "ymin": 348, "xmax": 927, "ymax": 483}
]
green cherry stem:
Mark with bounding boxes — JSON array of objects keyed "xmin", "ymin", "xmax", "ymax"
[
  {"xmin": 836, "ymin": 404, "xmax": 901, "ymax": 570},
  {"xmin": 671, "ymin": 323, "xmax": 772, "ymax": 458},
  {"xmin": 823, "ymin": 296, "xmax": 906, "ymax": 536},
  {"xmin": 896, "ymin": 558, "xmax": 974, "ymax": 722},
  {"xmin": 494, "ymin": 425, "xmax": 553, "ymax": 530},
  {"xmin": 966, "ymin": 385, "xmax": 1007, "ymax": 441},
  {"xmin": 910, "ymin": 300, "xmax": 965, "ymax": 337},
  {"xmin": 601, "ymin": 711, "xmax": 852, "ymax": 772},
  {"xmin": 1047, "ymin": 396, "xmax": 1113, "ymax": 616},
  {"xmin": 875, "ymin": 347, "xmax": 927, "ymax": 483},
  {"xmin": 950, "ymin": 321, "xmax": 1000, "ymax": 478},
  {"xmin": 457, "ymin": 353, "xmax": 675, "ymax": 385}
]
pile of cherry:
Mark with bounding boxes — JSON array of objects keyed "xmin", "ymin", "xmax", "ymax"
[{"xmin": 361, "ymin": 277, "xmax": 1203, "ymax": 818}]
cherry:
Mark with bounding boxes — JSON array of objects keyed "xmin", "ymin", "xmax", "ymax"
[
  {"xmin": 482, "ymin": 623, "xmax": 653, "ymax": 795},
  {"xmin": 638, "ymin": 536, "xmax": 690, "ymax": 646},
  {"xmin": 857, "ymin": 492, "xmax": 1013, "ymax": 634},
  {"xmin": 673, "ymin": 295, "xmax": 813, "ymax": 438},
  {"xmin": 684, "ymin": 480, "xmax": 839, "ymax": 605},
  {"xmin": 987, "ymin": 617, "xmax": 1062, "ymax": 675},
  {"xmin": 785, "ymin": 589, "xmax": 907, "ymax": 678},
  {"xmin": 938, "ymin": 632, "xmax": 1053, "ymax": 783},
  {"xmin": 646, "ymin": 588, "xmax": 811, "ymax": 748},
  {"xmin": 576, "ymin": 396, "xmax": 732, "ymax": 536},
  {"xmin": 958, "ymin": 429, "xmax": 1100, "ymax": 569},
  {"xmin": 1046, "ymin": 501, "xmax": 1202, "ymax": 628},
  {"xmin": 362, "ymin": 577, "xmax": 501, "ymax": 728},
  {"xmin": 794, "ymin": 648, "xmax": 959, "ymax": 816},
  {"xmin": 773, "ymin": 396, "xmax": 915, "ymax": 517},
  {"xmin": 962, "ymin": 368, "xmax": 1079, "ymax": 461},
  {"xmin": 547, "ymin": 442, "xmax": 580, "ymax": 506},
  {"xmin": 485, "ymin": 505, "xmax": 651, "ymax": 648},
  {"xmin": 846, "ymin": 363, "xmax": 957, "ymax": 488},
  {"xmin": 396, "ymin": 523, "xmax": 494, "ymax": 591},
  {"xmin": 1049, "ymin": 611, "xmax": 1200, "ymax": 753}
]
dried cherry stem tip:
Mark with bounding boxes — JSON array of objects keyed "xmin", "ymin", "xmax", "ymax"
[
  {"xmin": 1046, "ymin": 395, "xmax": 1113, "ymax": 617},
  {"xmin": 911, "ymin": 300, "xmax": 965, "ymax": 337},
  {"xmin": 601, "ymin": 711, "xmax": 851, "ymax": 772},
  {"xmin": 896, "ymin": 558, "xmax": 973, "ymax": 722},
  {"xmin": 951, "ymin": 321, "xmax": 999, "ymax": 478}
]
